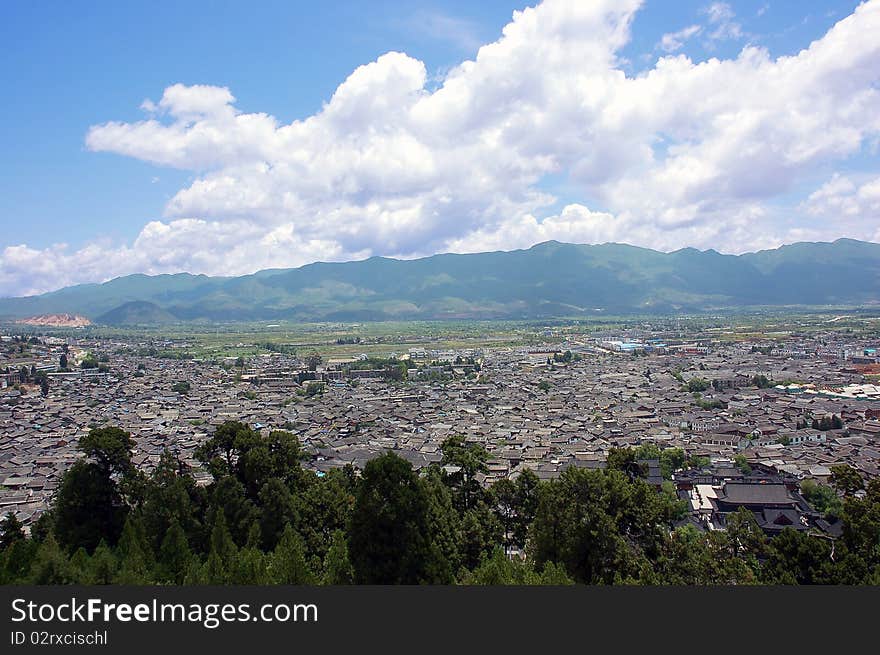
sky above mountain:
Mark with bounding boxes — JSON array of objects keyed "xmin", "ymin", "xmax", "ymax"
[{"xmin": 2, "ymin": 0, "xmax": 879, "ymax": 297}]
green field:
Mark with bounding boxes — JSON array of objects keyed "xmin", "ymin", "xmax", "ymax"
[{"xmin": 3, "ymin": 311, "xmax": 878, "ymax": 362}]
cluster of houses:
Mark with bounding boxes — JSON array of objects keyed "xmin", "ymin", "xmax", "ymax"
[
  {"xmin": 674, "ymin": 462, "xmax": 839, "ymax": 536},
  {"xmin": 1, "ymin": 327, "xmax": 878, "ymax": 539}
]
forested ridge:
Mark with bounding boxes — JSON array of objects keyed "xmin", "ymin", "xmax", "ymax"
[
  {"xmin": 4, "ymin": 239, "xmax": 880, "ymax": 322},
  {"xmin": 1, "ymin": 422, "xmax": 879, "ymax": 585}
]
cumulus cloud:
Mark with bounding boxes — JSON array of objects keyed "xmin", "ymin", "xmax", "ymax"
[
  {"xmin": 801, "ymin": 173, "xmax": 880, "ymax": 242},
  {"xmin": 3, "ymin": 0, "xmax": 880, "ymax": 296}
]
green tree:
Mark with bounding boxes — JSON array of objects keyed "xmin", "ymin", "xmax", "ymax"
[
  {"xmin": 606, "ymin": 447, "xmax": 645, "ymax": 480},
  {"xmin": 421, "ymin": 469, "xmax": 461, "ymax": 583},
  {"xmin": 458, "ymin": 501, "xmax": 503, "ymax": 571},
  {"xmin": 196, "ymin": 422, "xmax": 305, "ymax": 498},
  {"xmin": 139, "ymin": 451, "xmax": 204, "ymax": 555},
  {"xmin": 258, "ymin": 478, "xmax": 298, "ymax": 551},
  {"xmin": 68, "ymin": 547, "xmax": 92, "ymax": 584},
  {"xmin": 440, "ymin": 435, "xmax": 489, "ymax": 511},
  {"xmin": 511, "ymin": 470, "xmax": 540, "ymax": 549},
  {"xmin": 1, "ymin": 538, "xmax": 38, "ymax": 584},
  {"xmin": 659, "ymin": 448, "xmax": 686, "ymax": 479},
  {"xmin": 80, "ymin": 356, "xmax": 99, "ymax": 369},
  {"xmin": 687, "ymin": 455, "xmax": 711, "ymax": 470},
  {"xmin": 322, "ymin": 530, "xmax": 354, "ymax": 585},
  {"xmin": 201, "ymin": 511, "xmax": 237, "ymax": 584},
  {"xmin": 0, "ymin": 512, "xmax": 25, "ymax": 550},
  {"xmin": 633, "ymin": 443, "xmax": 661, "ymax": 461},
  {"xmin": 761, "ymin": 528, "xmax": 835, "ymax": 584},
  {"xmin": 734, "ymin": 454, "xmax": 752, "ymax": 475},
  {"xmin": 801, "ymin": 479, "xmax": 843, "ymax": 518},
  {"xmin": 269, "ymin": 524, "xmax": 314, "ymax": 584},
  {"xmin": 837, "ymin": 478, "xmax": 880, "ymax": 577},
  {"xmin": 687, "ymin": 377, "xmax": 709, "ymax": 392},
  {"xmin": 490, "ymin": 478, "xmax": 518, "ymax": 549},
  {"xmin": 207, "ymin": 477, "xmax": 259, "ymax": 547},
  {"xmin": 79, "ymin": 426, "xmax": 135, "ymax": 478},
  {"xmin": 529, "ymin": 466, "xmax": 682, "ymax": 584},
  {"xmin": 53, "ymin": 460, "xmax": 127, "ymax": 553},
  {"xmin": 230, "ymin": 547, "xmax": 268, "ymax": 585},
  {"xmin": 830, "ymin": 465, "xmax": 864, "ymax": 497},
  {"xmin": 30, "ymin": 534, "xmax": 75, "ymax": 584},
  {"xmin": 115, "ymin": 514, "xmax": 153, "ymax": 583},
  {"xmin": 724, "ymin": 507, "xmax": 766, "ymax": 570},
  {"xmin": 229, "ymin": 524, "xmax": 269, "ymax": 584},
  {"xmin": 464, "ymin": 547, "xmax": 574, "ymax": 585},
  {"xmin": 348, "ymin": 452, "xmax": 438, "ymax": 584},
  {"xmin": 157, "ymin": 519, "xmax": 192, "ymax": 584},
  {"xmin": 88, "ymin": 540, "xmax": 119, "ymax": 584},
  {"xmin": 657, "ymin": 525, "xmax": 719, "ymax": 584},
  {"xmin": 752, "ymin": 374, "xmax": 772, "ymax": 388},
  {"xmin": 195, "ymin": 420, "xmax": 253, "ymax": 480},
  {"xmin": 237, "ymin": 429, "xmax": 306, "ymax": 498},
  {"xmin": 297, "ymin": 468, "xmax": 355, "ymax": 562}
]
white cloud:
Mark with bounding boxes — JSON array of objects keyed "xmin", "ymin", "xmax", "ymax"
[
  {"xmin": 705, "ymin": 2, "xmax": 735, "ymax": 24},
  {"xmin": 801, "ymin": 173, "xmax": 880, "ymax": 241},
  {"xmin": 701, "ymin": 2, "xmax": 744, "ymax": 44},
  {"xmin": 3, "ymin": 0, "xmax": 880, "ymax": 297},
  {"xmin": 658, "ymin": 25, "xmax": 703, "ymax": 53}
]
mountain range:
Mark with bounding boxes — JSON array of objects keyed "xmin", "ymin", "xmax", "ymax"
[{"xmin": 1, "ymin": 239, "xmax": 878, "ymax": 324}]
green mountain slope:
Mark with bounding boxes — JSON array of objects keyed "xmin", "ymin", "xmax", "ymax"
[
  {"xmin": 1, "ymin": 239, "xmax": 878, "ymax": 322},
  {"xmin": 95, "ymin": 301, "xmax": 178, "ymax": 325}
]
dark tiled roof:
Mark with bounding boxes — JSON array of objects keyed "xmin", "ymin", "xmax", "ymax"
[{"xmin": 717, "ymin": 483, "xmax": 794, "ymax": 506}]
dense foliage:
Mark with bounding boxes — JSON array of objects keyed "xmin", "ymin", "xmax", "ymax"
[{"xmin": 2, "ymin": 421, "xmax": 878, "ymax": 585}]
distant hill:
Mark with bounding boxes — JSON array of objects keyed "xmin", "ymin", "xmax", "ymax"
[
  {"xmin": 1, "ymin": 238, "xmax": 878, "ymax": 322},
  {"xmin": 15, "ymin": 313, "xmax": 91, "ymax": 327},
  {"xmin": 95, "ymin": 301, "xmax": 178, "ymax": 326}
]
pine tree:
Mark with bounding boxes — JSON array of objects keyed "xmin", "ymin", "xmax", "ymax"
[
  {"xmin": 201, "ymin": 550, "xmax": 228, "ymax": 584},
  {"xmin": 0, "ymin": 512, "xmax": 25, "ymax": 550},
  {"xmin": 30, "ymin": 534, "xmax": 75, "ymax": 584},
  {"xmin": 68, "ymin": 547, "xmax": 92, "ymax": 583},
  {"xmin": 245, "ymin": 520, "xmax": 262, "ymax": 549},
  {"xmin": 348, "ymin": 452, "xmax": 435, "ymax": 584},
  {"xmin": 322, "ymin": 530, "xmax": 354, "ymax": 585},
  {"xmin": 182, "ymin": 555, "xmax": 206, "ymax": 585},
  {"xmin": 230, "ymin": 547, "xmax": 268, "ymax": 584},
  {"xmin": 115, "ymin": 514, "xmax": 153, "ymax": 583},
  {"xmin": 89, "ymin": 540, "xmax": 118, "ymax": 584},
  {"xmin": 1, "ymin": 539, "xmax": 38, "ymax": 584},
  {"xmin": 269, "ymin": 524, "xmax": 314, "ymax": 584},
  {"xmin": 209, "ymin": 511, "xmax": 237, "ymax": 563},
  {"xmin": 257, "ymin": 478, "xmax": 297, "ymax": 550},
  {"xmin": 157, "ymin": 519, "xmax": 192, "ymax": 584},
  {"xmin": 201, "ymin": 511, "xmax": 237, "ymax": 584}
]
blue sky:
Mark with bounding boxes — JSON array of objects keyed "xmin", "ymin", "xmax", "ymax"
[
  {"xmin": 1, "ymin": 0, "xmax": 878, "ymax": 296},
  {"xmin": 3, "ymin": 0, "xmax": 522, "ymax": 249}
]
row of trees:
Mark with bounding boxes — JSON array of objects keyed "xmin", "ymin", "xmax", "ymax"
[{"xmin": 1, "ymin": 423, "xmax": 878, "ymax": 585}]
